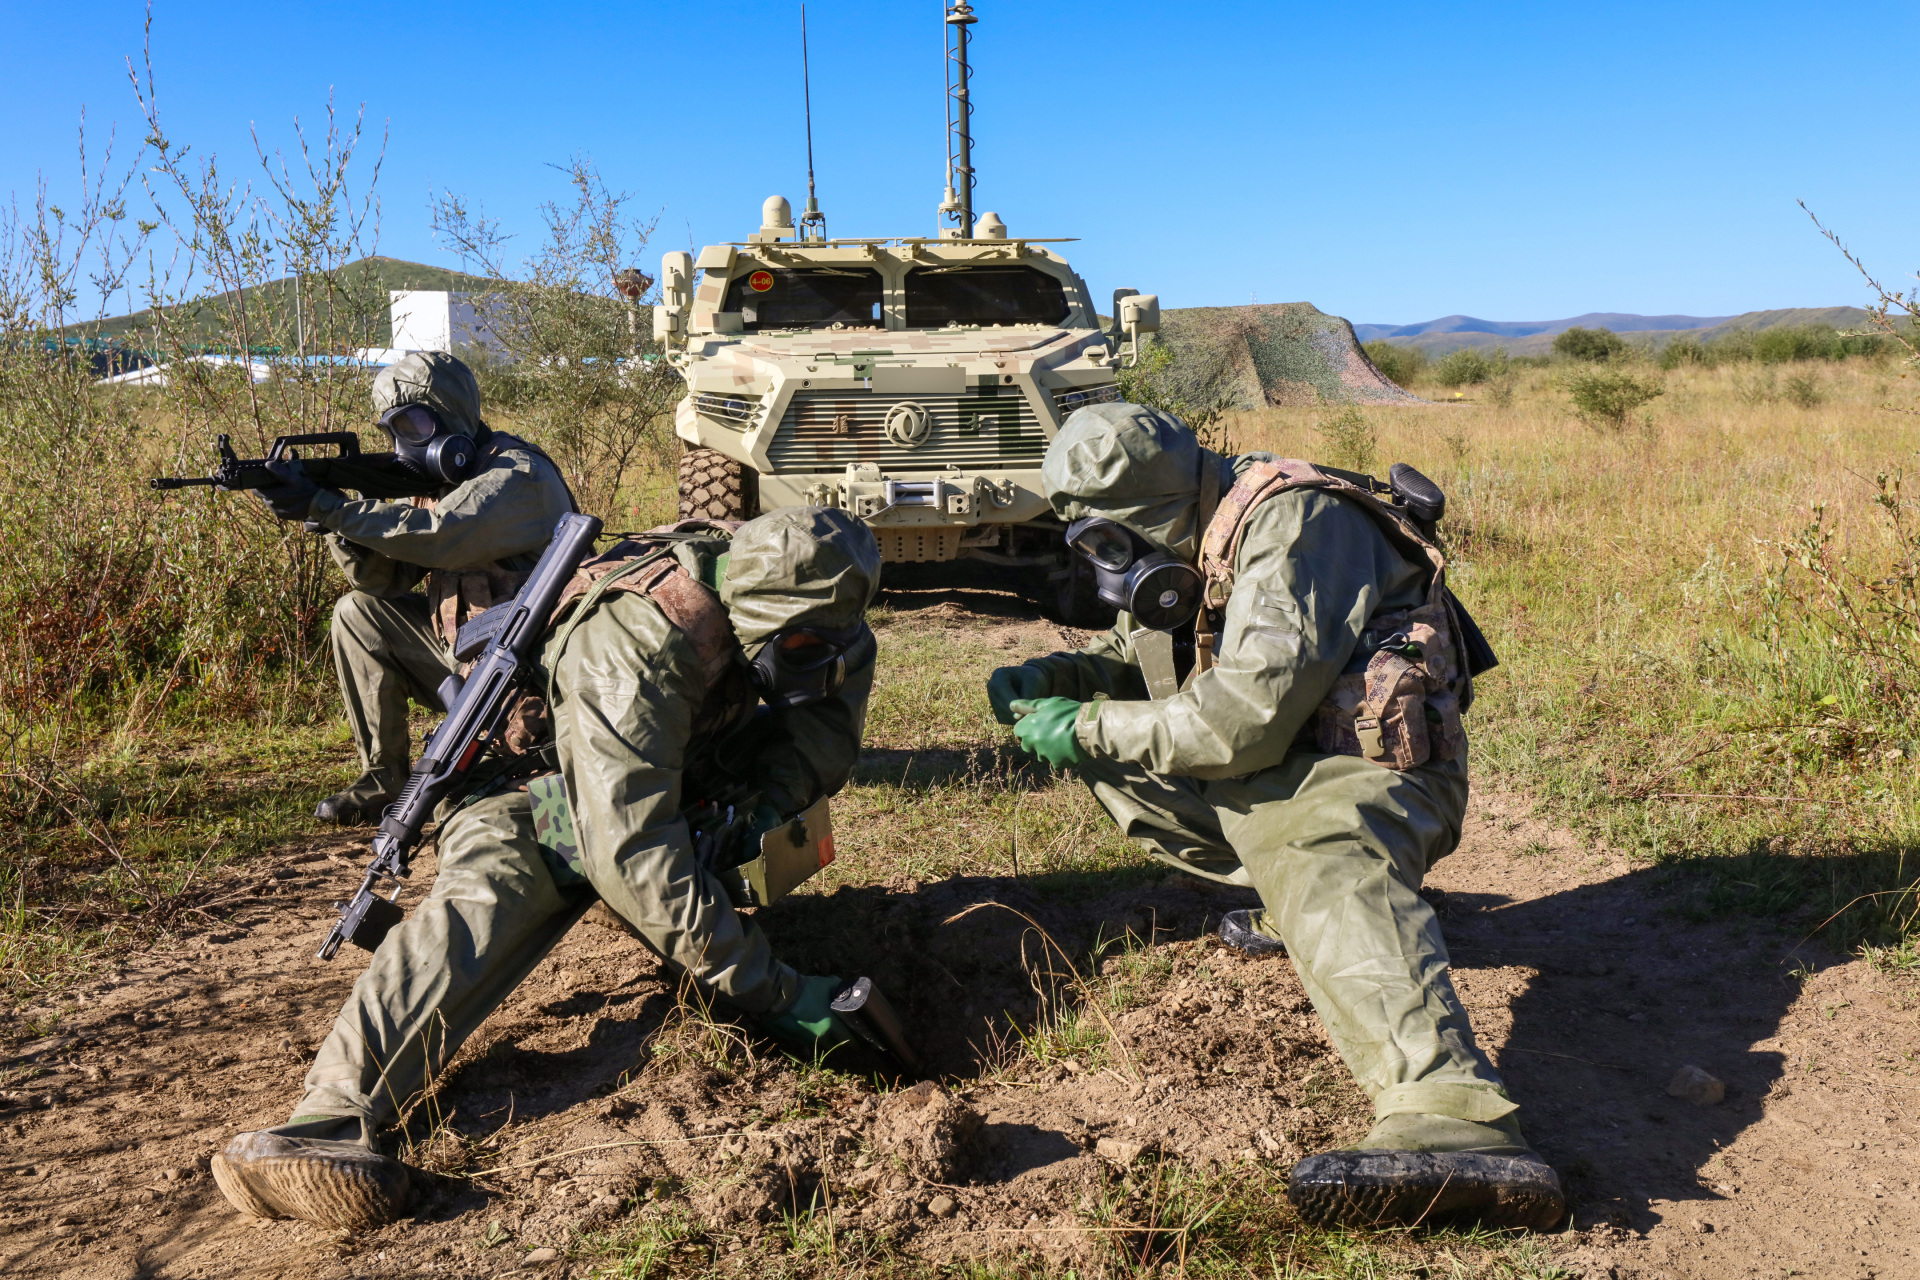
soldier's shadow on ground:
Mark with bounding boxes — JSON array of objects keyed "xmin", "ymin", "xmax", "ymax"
[
  {"xmin": 420, "ymin": 847, "xmax": 1841, "ymax": 1239},
  {"xmin": 1428, "ymin": 861, "xmax": 1845, "ymax": 1233}
]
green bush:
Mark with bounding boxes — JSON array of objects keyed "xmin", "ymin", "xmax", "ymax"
[
  {"xmin": 1661, "ymin": 337, "xmax": 1706, "ymax": 369},
  {"xmin": 1784, "ymin": 372, "xmax": 1824, "ymax": 408},
  {"xmin": 1562, "ymin": 368, "xmax": 1665, "ymax": 432},
  {"xmin": 1553, "ymin": 326, "xmax": 1630, "ymax": 362},
  {"xmin": 1362, "ymin": 340, "xmax": 1426, "ymax": 388},
  {"xmin": 1433, "ymin": 347, "xmax": 1495, "ymax": 387},
  {"xmin": 1312, "ymin": 406, "xmax": 1377, "ymax": 473},
  {"xmin": 1116, "ymin": 340, "xmax": 1235, "ymax": 451},
  {"xmin": 1755, "ymin": 325, "xmax": 1836, "ymax": 364},
  {"xmin": 1665, "ymin": 324, "xmax": 1890, "ymax": 369}
]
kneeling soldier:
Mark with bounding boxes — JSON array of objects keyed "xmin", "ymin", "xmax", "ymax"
[
  {"xmin": 213, "ymin": 507, "xmax": 881, "ymax": 1230},
  {"xmin": 254, "ymin": 351, "xmax": 578, "ymax": 826},
  {"xmin": 989, "ymin": 403, "xmax": 1563, "ymax": 1231}
]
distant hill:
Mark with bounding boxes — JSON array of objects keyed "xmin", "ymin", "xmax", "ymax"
[
  {"xmin": 71, "ymin": 256, "xmax": 493, "ymax": 349},
  {"xmin": 1356, "ymin": 307, "xmax": 1877, "ymax": 357},
  {"xmin": 1353, "ymin": 312, "xmax": 1731, "ymax": 343}
]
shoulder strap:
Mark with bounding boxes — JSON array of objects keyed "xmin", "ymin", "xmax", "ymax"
[
  {"xmin": 1199, "ymin": 458, "xmax": 1447, "ymax": 611},
  {"xmin": 544, "ymin": 527, "xmax": 741, "ymax": 704}
]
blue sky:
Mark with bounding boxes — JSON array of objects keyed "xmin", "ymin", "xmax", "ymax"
[{"xmin": 2, "ymin": 0, "xmax": 1913, "ymax": 324}]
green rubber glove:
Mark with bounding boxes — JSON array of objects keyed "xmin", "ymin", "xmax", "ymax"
[
  {"xmin": 759, "ymin": 975, "xmax": 854, "ymax": 1054},
  {"xmin": 986, "ymin": 664, "xmax": 1051, "ymax": 726},
  {"xmin": 1009, "ymin": 697, "xmax": 1087, "ymax": 768}
]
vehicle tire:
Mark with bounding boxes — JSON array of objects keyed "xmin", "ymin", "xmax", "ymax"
[
  {"xmin": 677, "ymin": 446, "xmax": 758, "ymax": 521},
  {"xmin": 1043, "ymin": 552, "xmax": 1114, "ymax": 630}
]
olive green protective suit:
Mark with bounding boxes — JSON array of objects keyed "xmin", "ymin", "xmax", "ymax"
[
  {"xmin": 292, "ymin": 507, "xmax": 880, "ymax": 1133},
  {"xmin": 303, "ymin": 353, "xmax": 576, "ymax": 807},
  {"xmin": 1026, "ymin": 403, "xmax": 1509, "ymax": 1129}
]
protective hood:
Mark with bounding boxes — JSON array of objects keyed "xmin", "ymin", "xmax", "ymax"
[
  {"xmin": 721, "ymin": 506, "xmax": 882, "ymax": 650},
  {"xmin": 1040, "ymin": 402, "xmax": 1233, "ymax": 561},
  {"xmin": 370, "ymin": 351, "xmax": 484, "ymax": 439}
]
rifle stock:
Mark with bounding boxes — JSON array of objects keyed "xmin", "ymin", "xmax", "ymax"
[{"xmin": 318, "ymin": 511, "xmax": 605, "ymax": 960}]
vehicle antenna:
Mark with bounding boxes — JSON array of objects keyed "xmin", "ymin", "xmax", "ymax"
[
  {"xmin": 937, "ymin": 1, "xmax": 977, "ymax": 238},
  {"xmin": 799, "ymin": 4, "xmax": 827, "ymax": 241}
]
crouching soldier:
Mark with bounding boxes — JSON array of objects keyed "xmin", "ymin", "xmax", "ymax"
[
  {"xmin": 212, "ymin": 507, "xmax": 882, "ymax": 1230},
  {"xmin": 987, "ymin": 402, "xmax": 1564, "ymax": 1231},
  {"xmin": 252, "ymin": 351, "xmax": 577, "ymax": 825}
]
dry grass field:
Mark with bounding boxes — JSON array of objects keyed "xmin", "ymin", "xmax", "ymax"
[{"xmin": 4, "ymin": 354, "xmax": 1920, "ymax": 1279}]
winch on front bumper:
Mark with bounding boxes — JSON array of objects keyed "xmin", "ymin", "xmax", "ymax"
[{"xmin": 758, "ymin": 463, "xmax": 1053, "ymax": 563}]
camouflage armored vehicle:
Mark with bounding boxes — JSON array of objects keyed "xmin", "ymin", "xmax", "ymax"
[{"xmin": 653, "ymin": 3, "xmax": 1158, "ymax": 620}]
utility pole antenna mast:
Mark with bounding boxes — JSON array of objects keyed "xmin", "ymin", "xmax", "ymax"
[
  {"xmin": 938, "ymin": 1, "xmax": 978, "ymax": 238},
  {"xmin": 799, "ymin": 4, "xmax": 826, "ymax": 240}
]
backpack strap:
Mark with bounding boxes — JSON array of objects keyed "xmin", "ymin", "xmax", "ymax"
[
  {"xmin": 1192, "ymin": 458, "xmax": 1451, "ymax": 676},
  {"xmin": 1200, "ymin": 458, "xmax": 1446, "ymax": 606},
  {"xmin": 544, "ymin": 526, "xmax": 742, "ymax": 705}
]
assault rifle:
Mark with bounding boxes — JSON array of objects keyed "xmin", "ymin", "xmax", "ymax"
[
  {"xmin": 318, "ymin": 510, "xmax": 605, "ymax": 960},
  {"xmin": 152, "ymin": 431, "xmax": 441, "ymax": 502}
]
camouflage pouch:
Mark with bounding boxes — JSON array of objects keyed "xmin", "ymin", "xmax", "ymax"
[
  {"xmin": 526, "ymin": 772, "xmax": 588, "ymax": 887},
  {"xmin": 1313, "ymin": 603, "xmax": 1464, "ymax": 769}
]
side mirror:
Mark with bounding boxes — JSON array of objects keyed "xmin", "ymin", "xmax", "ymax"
[
  {"xmin": 660, "ymin": 251, "xmax": 694, "ymax": 311},
  {"xmin": 657, "ymin": 251, "xmax": 694, "ymax": 349},
  {"xmin": 1114, "ymin": 291, "xmax": 1160, "ymax": 367},
  {"xmin": 1119, "ymin": 293, "xmax": 1160, "ymax": 334}
]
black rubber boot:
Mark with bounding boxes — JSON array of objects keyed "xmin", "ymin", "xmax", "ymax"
[
  {"xmin": 1287, "ymin": 1112, "xmax": 1565, "ymax": 1231},
  {"xmin": 314, "ymin": 770, "xmax": 400, "ymax": 826},
  {"xmin": 212, "ymin": 1115, "xmax": 412, "ymax": 1230},
  {"xmin": 1219, "ymin": 908, "xmax": 1286, "ymax": 956}
]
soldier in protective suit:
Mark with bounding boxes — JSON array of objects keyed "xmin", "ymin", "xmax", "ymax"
[
  {"xmin": 211, "ymin": 507, "xmax": 881, "ymax": 1231},
  {"xmin": 254, "ymin": 351, "xmax": 577, "ymax": 824},
  {"xmin": 988, "ymin": 402, "xmax": 1564, "ymax": 1231}
]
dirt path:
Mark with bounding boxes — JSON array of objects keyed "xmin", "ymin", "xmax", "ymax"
[{"xmin": 2, "ymin": 789, "xmax": 1915, "ymax": 1278}]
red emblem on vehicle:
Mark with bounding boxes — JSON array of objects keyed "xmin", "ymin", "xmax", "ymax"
[{"xmin": 748, "ymin": 270, "xmax": 775, "ymax": 292}]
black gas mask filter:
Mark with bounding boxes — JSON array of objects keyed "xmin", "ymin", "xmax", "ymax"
[
  {"xmin": 748, "ymin": 621, "xmax": 877, "ymax": 708},
  {"xmin": 1064, "ymin": 516, "xmax": 1204, "ymax": 631},
  {"xmin": 379, "ymin": 403, "xmax": 477, "ymax": 485}
]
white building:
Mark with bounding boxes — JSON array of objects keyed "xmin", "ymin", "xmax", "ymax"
[{"xmin": 354, "ymin": 291, "xmax": 509, "ymax": 366}]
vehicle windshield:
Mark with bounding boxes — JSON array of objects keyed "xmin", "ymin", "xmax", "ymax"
[
  {"xmin": 904, "ymin": 266, "xmax": 1070, "ymax": 327},
  {"xmin": 722, "ymin": 268, "xmax": 883, "ymax": 330}
]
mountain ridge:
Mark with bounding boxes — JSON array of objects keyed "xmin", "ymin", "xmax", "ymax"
[
  {"xmin": 1352, "ymin": 306, "xmax": 1877, "ymax": 357},
  {"xmin": 1354, "ymin": 312, "xmax": 1734, "ymax": 341}
]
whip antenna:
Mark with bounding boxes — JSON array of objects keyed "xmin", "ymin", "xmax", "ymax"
[
  {"xmin": 937, "ymin": 1, "xmax": 977, "ymax": 237},
  {"xmin": 799, "ymin": 4, "xmax": 826, "ymax": 240}
]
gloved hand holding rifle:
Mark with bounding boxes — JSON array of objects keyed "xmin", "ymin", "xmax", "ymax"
[{"xmin": 319, "ymin": 510, "xmax": 605, "ymax": 959}]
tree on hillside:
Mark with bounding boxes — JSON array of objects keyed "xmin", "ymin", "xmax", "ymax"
[{"xmin": 1553, "ymin": 326, "xmax": 1629, "ymax": 362}]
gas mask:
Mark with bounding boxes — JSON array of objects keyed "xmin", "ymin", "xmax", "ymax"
[
  {"xmin": 379, "ymin": 403, "xmax": 477, "ymax": 485},
  {"xmin": 1064, "ymin": 515, "xmax": 1204, "ymax": 631},
  {"xmin": 747, "ymin": 621, "xmax": 877, "ymax": 708}
]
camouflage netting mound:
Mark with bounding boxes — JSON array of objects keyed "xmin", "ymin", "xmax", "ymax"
[{"xmin": 1156, "ymin": 302, "xmax": 1419, "ymax": 408}]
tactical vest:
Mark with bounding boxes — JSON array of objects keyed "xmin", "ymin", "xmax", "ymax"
[
  {"xmin": 520, "ymin": 520, "xmax": 836, "ymax": 911},
  {"xmin": 1194, "ymin": 457, "xmax": 1468, "ymax": 771},
  {"xmin": 425, "ymin": 431, "xmax": 579, "ymax": 647},
  {"xmin": 545, "ymin": 519, "xmax": 752, "ymax": 742}
]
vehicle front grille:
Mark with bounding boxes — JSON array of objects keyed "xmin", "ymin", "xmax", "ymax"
[
  {"xmin": 1052, "ymin": 384, "xmax": 1122, "ymax": 415},
  {"xmin": 766, "ymin": 390, "xmax": 1046, "ymax": 472}
]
